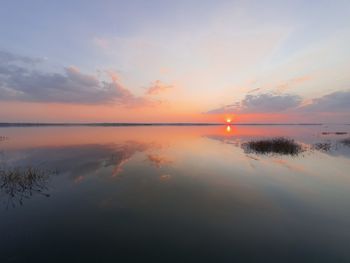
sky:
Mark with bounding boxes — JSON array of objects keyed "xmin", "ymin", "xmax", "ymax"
[{"xmin": 0, "ymin": 0, "xmax": 349, "ymax": 123}]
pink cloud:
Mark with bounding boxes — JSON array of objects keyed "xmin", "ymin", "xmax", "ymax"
[
  {"xmin": 275, "ymin": 75, "xmax": 312, "ymax": 93},
  {"xmin": 145, "ymin": 80, "xmax": 173, "ymax": 95}
]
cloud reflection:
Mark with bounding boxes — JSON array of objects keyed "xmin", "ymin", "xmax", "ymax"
[
  {"xmin": 205, "ymin": 133, "xmax": 350, "ymax": 158},
  {"xmin": 1, "ymin": 141, "xmax": 158, "ymax": 183},
  {"xmin": 146, "ymin": 154, "xmax": 173, "ymax": 168}
]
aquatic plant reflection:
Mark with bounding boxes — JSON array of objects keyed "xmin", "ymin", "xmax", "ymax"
[
  {"xmin": 0, "ymin": 167, "xmax": 53, "ymax": 209},
  {"xmin": 340, "ymin": 138, "xmax": 350, "ymax": 147},
  {"xmin": 312, "ymin": 142, "xmax": 332, "ymax": 152}
]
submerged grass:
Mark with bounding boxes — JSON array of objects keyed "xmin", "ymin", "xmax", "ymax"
[
  {"xmin": 322, "ymin": 132, "xmax": 348, "ymax": 135},
  {"xmin": 242, "ymin": 137, "xmax": 303, "ymax": 156},
  {"xmin": 340, "ymin": 138, "xmax": 350, "ymax": 147},
  {"xmin": 313, "ymin": 142, "xmax": 332, "ymax": 152},
  {"xmin": 0, "ymin": 167, "xmax": 52, "ymax": 209}
]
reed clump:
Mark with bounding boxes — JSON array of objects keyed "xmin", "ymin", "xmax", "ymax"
[
  {"xmin": 0, "ymin": 167, "xmax": 51, "ymax": 208},
  {"xmin": 242, "ymin": 137, "xmax": 303, "ymax": 156},
  {"xmin": 340, "ymin": 138, "xmax": 350, "ymax": 147},
  {"xmin": 322, "ymin": 132, "xmax": 348, "ymax": 135},
  {"xmin": 312, "ymin": 142, "xmax": 331, "ymax": 152}
]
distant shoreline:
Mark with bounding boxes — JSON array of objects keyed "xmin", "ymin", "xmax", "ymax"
[{"xmin": 0, "ymin": 122, "xmax": 336, "ymax": 127}]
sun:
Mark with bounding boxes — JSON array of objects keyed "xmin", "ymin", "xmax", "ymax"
[{"xmin": 226, "ymin": 118, "xmax": 231, "ymax": 123}]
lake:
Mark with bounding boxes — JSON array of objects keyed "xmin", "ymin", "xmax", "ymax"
[{"xmin": 1, "ymin": 125, "xmax": 350, "ymax": 262}]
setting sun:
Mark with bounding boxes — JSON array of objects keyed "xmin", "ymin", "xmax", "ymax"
[{"xmin": 226, "ymin": 118, "xmax": 231, "ymax": 123}]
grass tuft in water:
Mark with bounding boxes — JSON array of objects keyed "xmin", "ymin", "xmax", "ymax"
[
  {"xmin": 0, "ymin": 167, "xmax": 53, "ymax": 209},
  {"xmin": 340, "ymin": 138, "xmax": 350, "ymax": 147},
  {"xmin": 313, "ymin": 142, "xmax": 332, "ymax": 152},
  {"xmin": 242, "ymin": 137, "xmax": 303, "ymax": 156},
  {"xmin": 322, "ymin": 132, "xmax": 348, "ymax": 135}
]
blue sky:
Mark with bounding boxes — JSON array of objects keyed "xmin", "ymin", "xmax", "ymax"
[{"xmin": 0, "ymin": 0, "xmax": 349, "ymax": 122}]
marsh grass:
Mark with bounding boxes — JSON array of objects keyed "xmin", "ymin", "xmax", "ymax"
[
  {"xmin": 312, "ymin": 142, "xmax": 332, "ymax": 152},
  {"xmin": 322, "ymin": 132, "xmax": 348, "ymax": 135},
  {"xmin": 340, "ymin": 138, "xmax": 350, "ymax": 147},
  {"xmin": 242, "ymin": 137, "xmax": 303, "ymax": 156},
  {"xmin": 0, "ymin": 167, "xmax": 52, "ymax": 209}
]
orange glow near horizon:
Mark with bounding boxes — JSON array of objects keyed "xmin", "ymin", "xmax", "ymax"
[{"xmin": 0, "ymin": 102, "xmax": 326, "ymax": 124}]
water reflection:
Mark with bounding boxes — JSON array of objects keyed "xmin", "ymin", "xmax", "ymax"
[
  {"xmin": 147, "ymin": 154, "xmax": 173, "ymax": 168},
  {"xmin": 341, "ymin": 138, "xmax": 350, "ymax": 147},
  {"xmin": 1, "ymin": 126, "xmax": 350, "ymax": 262},
  {"xmin": 312, "ymin": 142, "xmax": 332, "ymax": 152},
  {"xmin": 0, "ymin": 167, "xmax": 52, "ymax": 209},
  {"xmin": 1, "ymin": 141, "xmax": 157, "ymax": 182},
  {"xmin": 206, "ymin": 126, "xmax": 350, "ymax": 158}
]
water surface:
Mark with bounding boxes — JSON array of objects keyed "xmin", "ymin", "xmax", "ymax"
[{"xmin": 1, "ymin": 125, "xmax": 350, "ymax": 262}]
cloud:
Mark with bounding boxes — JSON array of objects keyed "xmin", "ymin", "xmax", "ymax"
[
  {"xmin": 103, "ymin": 70, "xmax": 156, "ymax": 107},
  {"xmin": 145, "ymin": 80, "xmax": 173, "ymax": 95},
  {"xmin": 207, "ymin": 93, "xmax": 302, "ymax": 114},
  {"xmin": 206, "ymin": 103, "xmax": 240, "ymax": 114},
  {"xmin": 247, "ymin": 87, "xmax": 261, "ymax": 94},
  {"xmin": 302, "ymin": 90, "xmax": 350, "ymax": 112},
  {"xmin": 241, "ymin": 94, "xmax": 302, "ymax": 112},
  {"xmin": 274, "ymin": 75, "xmax": 312, "ymax": 93},
  {"xmin": 245, "ymin": 75, "xmax": 312, "ymax": 95},
  {"xmin": 0, "ymin": 50, "xmax": 154, "ymax": 106},
  {"xmin": 0, "ymin": 50, "xmax": 42, "ymax": 65},
  {"xmin": 207, "ymin": 89, "xmax": 350, "ymax": 117}
]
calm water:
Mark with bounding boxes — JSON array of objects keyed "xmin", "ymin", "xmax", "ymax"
[{"xmin": 1, "ymin": 125, "xmax": 350, "ymax": 262}]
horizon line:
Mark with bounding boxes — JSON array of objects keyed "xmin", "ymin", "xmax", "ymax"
[{"xmin": 1, "ymin": 122, "xmax": 348, "ymax": 127}]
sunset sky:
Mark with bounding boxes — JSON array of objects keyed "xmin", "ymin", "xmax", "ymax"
[{"xmin": 0, "ymin": 0, "xmax": 349, "ymax": 123}]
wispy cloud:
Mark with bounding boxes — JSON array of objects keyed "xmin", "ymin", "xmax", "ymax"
[
  {"xmin": 247, "ymin": 87, "xmax": 261, "ymax": 94},
  {"xmin": 274, "ymin": 75, "xmax": 312, "ymax": 93},
  {"xmin": 0, "ymin": 50, "xmax": 43, "ymax": 65},
  {"xmin": 145, "ymin": 80, "xmax": 173, "ymax": 95}
]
